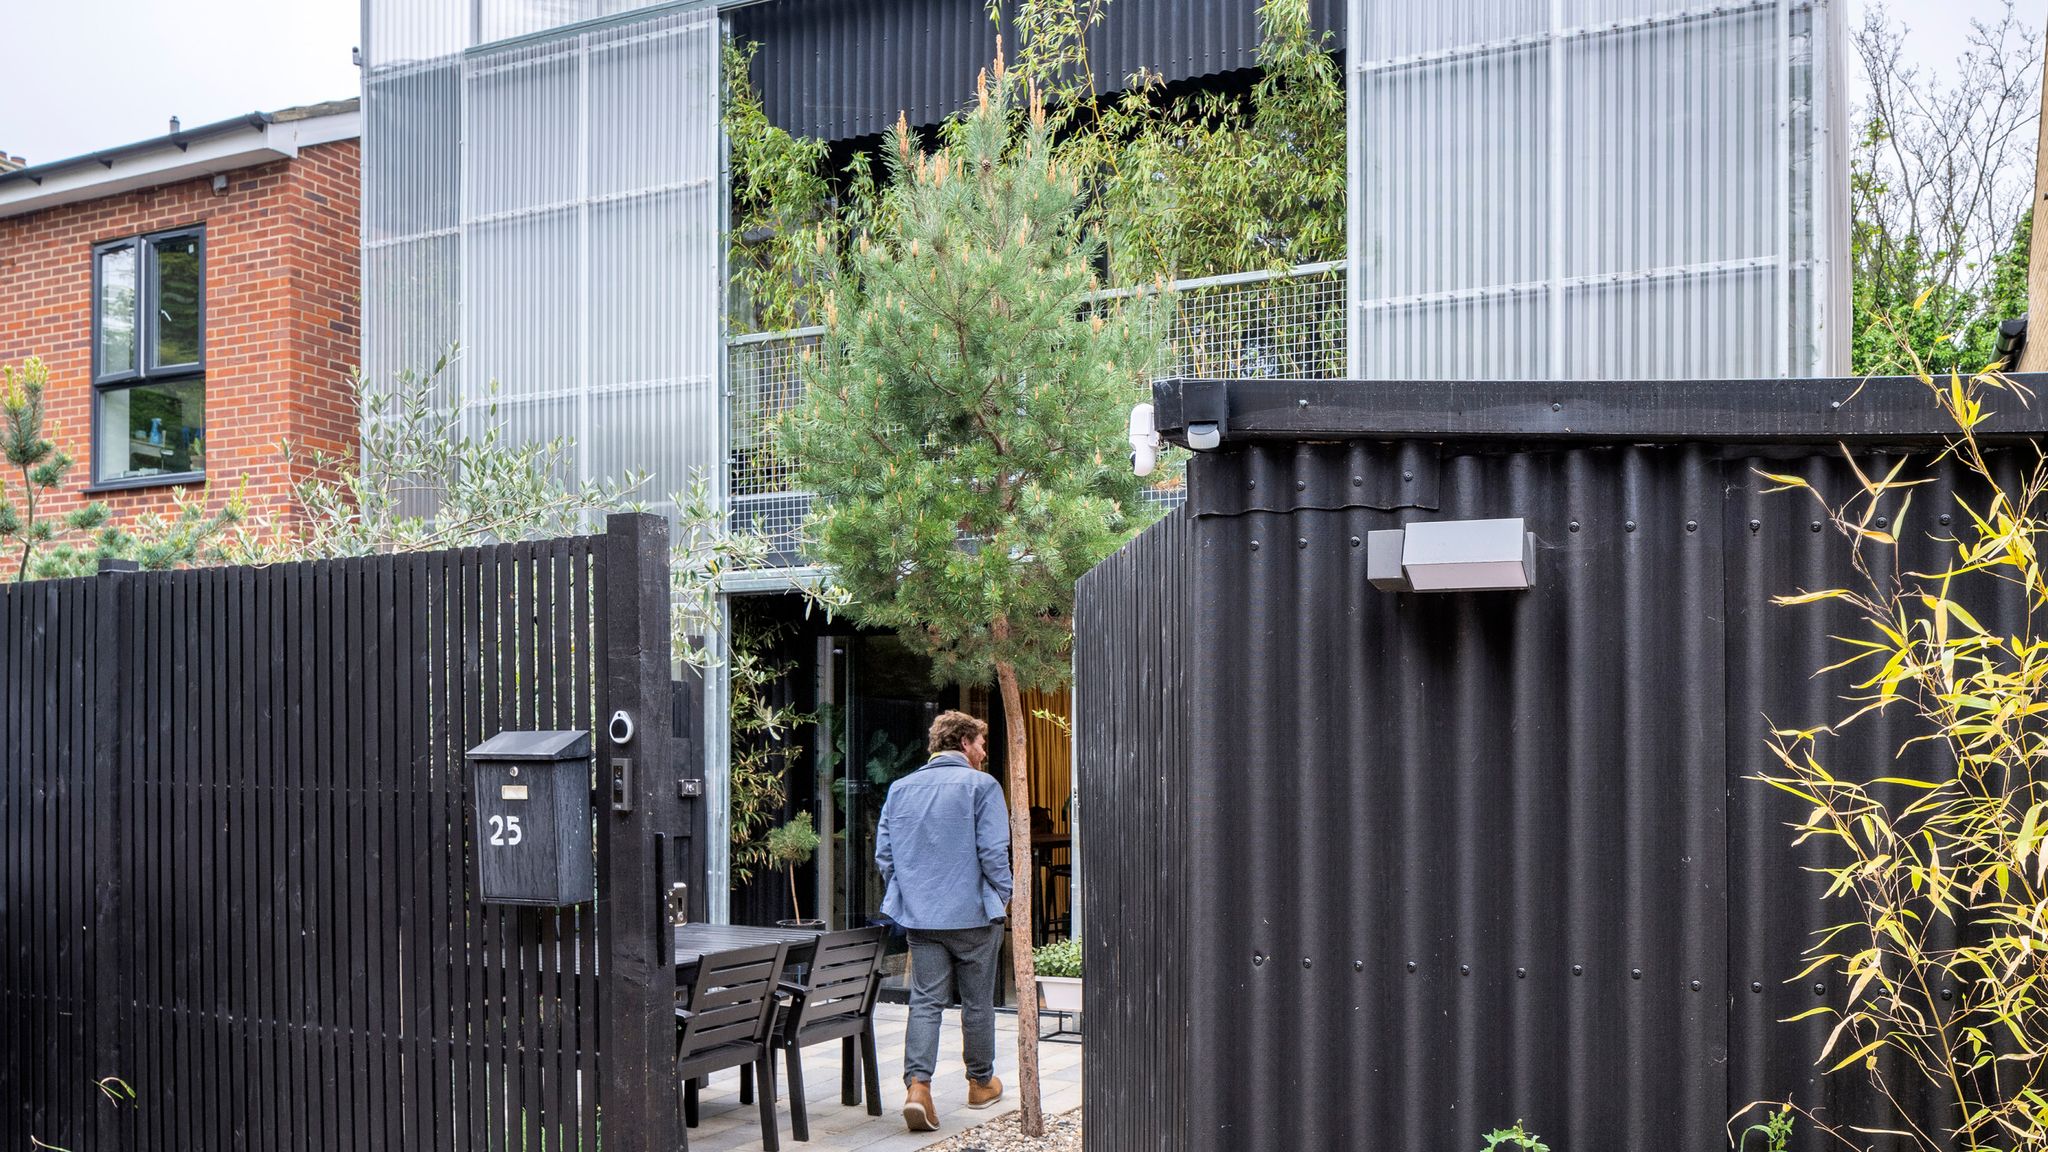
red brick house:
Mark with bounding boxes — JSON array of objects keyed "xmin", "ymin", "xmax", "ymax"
[{"xmin": 0, "ymin": 101, "xmax": 359, "ymax": 527}]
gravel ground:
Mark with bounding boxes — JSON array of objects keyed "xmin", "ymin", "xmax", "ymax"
[{"xmin": 923, "ymin": 1107, "xmax": 1083, "ymax": 1151}]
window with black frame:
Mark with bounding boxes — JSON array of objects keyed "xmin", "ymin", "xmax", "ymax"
[{"xmin": 92, "ymin": 227, "xmax": 205, "ymax": 486}]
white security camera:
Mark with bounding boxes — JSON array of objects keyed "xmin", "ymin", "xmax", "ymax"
[{"xmin": 1129, "ymin": 403, "xmax": 1161, "ymax": 477}]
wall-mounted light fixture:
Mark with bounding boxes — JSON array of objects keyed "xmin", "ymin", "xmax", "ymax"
[{"xmin": 1367, "ymin": 518, "xmax": 1536, "ymax": 593}]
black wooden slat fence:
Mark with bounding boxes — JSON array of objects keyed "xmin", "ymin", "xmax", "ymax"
[{"xmin": 2, "ymin": 514, "xmax": 696, "ymax": 1152}]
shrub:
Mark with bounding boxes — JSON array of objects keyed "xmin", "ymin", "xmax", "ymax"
[{"xmin": 1032, "ymin": 937, "xmax": 1081, "ymax": 980}]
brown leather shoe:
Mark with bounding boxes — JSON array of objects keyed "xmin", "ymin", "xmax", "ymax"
[
  {"xmin": 966, "ymin": 1074, "xmax": 1004, "ymax": 1110},
  {"xmin": 903, "ymin": 1080, "xmax": 939, "ymax": 1131}
]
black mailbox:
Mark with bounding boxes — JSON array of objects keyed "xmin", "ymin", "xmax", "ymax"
[{"xmin": 467, "ymin": 730, "xmax": 595, "ymax": 907}]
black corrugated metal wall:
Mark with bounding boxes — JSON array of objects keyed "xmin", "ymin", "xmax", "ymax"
[
  {"xmin": 1078, "ymin": 436, "xmax": 2014, "ymax": 1150},
  {"xmin": 729, "ymin": 0, "xmax": 1346, "ymax": 143}
]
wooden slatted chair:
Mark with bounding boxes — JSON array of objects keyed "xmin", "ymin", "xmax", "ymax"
[
  {"xmin": 677, "ymin": 941, "xmax": 791, "ymax": 1151},
  {"xmin": 771, "ymin": 926, "xmax": 888, "ymax": 1142}
]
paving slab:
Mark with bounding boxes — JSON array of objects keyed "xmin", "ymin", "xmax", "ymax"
[{"xmin": 685, "ymin": 1004, "xmax": 1085, "ymax": 1151}]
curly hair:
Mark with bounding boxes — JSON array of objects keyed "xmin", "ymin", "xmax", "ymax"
[{"xmin": 927, "ymin": 710, "xmax": 989, "ymax": 756}]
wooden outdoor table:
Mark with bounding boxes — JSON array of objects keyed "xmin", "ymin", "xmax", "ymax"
[{"xmin": 673, "ymin": 923, "xmax": 824, "ymax": 983}]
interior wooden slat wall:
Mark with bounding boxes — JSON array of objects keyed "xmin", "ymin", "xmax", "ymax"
[{"xmin": 0, "ymin": 515, "xmax": 694, "ymax": 1152}]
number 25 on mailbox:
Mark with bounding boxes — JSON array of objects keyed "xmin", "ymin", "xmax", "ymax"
[{"xmin": 465, "ymin": 730, "xmax": 596, "ymax": 907}]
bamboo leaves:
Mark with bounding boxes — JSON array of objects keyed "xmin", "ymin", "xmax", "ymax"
[{"xmin": 1754, "ymin": 361, "xmax": 2048, "ymax": 1150}]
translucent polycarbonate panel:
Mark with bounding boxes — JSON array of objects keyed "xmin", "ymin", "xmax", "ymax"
[
  {"xmin": 1348, "ymin": 0, "xmax": 1848, "ymax": 380},
  {"xmin": 363, "ymin": 237, "xmax": 461, "ymax": 391},
  {"xmin": 477, "ymin": 0, "xmax": 685, "ymax": 43},
  {"xmin": 466, "ymin": 43, "xmax": 581, "ymax": 218},
  {"xmin": 363, "ymin": 1, "xmax": 720, "ymax": 497},
  {"xmin": 592, "ymin": 382, "xmax": 720, "ymax": 501},
  {"xmin": 588, "ymin": 20, "xmax": 716, "ymax": 197},
  {"xmin": 467, "ymin": 210, "xmax": 580, "ymax": 397},
  {"xmin": 1358, "ymin": 293, "xmax": 1552, "ymax": 381},
  {"xmin": 589, "ymin": 187, "xmax": 719, "ymax": 390},
  {"xmin": 364, "ymin": 64, "xmax": 460, "ymax": 242},
  {"xmin": 1354, "ymin": 0, "xmax": 1547, "ymax": 57},
  {"xmin": 1353, "ymin": 43, "xmax": 1551, "ymax": 302},
  {"xmin": 362, "ymin": 0, "xmax": 467, "ymax": 71},
  {"xmin": 1558, "ymin": 12, "xmax": 1780, "ymax": 279}
]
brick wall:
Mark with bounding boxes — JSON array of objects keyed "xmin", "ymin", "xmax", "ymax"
[{"xmin": 0, "ymin": 138, "xmax": 361, "ymax": 531}]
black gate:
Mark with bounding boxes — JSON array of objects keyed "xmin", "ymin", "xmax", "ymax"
[{"xmin": 1, "ymin": 513, "xmax": 697, "ymax": 1152}]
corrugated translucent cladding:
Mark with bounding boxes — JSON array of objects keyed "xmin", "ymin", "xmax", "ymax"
[
  {"xmin": 1347, "ymin": 0, "xmax": 1851, "ymax": 380},
  {"xmin": 360, "ymin": 0, "xmax": 722, "ymax": 516}
]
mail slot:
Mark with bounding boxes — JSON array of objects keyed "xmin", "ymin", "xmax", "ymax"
[{"xmin": 467, "ymin": 730, "xmax": 595, "ymax": 907}]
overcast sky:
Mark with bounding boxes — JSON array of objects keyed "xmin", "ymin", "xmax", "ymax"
[{"xmin": 0, "ymin": 0, "xmax": 2040, "ymax": 165}]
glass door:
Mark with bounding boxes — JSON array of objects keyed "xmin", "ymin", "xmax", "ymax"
[{"xmin": 822, "ymin": 634, "xmax": 942, "ymax": 994}]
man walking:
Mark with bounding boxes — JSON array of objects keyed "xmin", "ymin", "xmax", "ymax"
[{"xmin": 875, "ymin": 710, "xmax": 1012, "ymax": 1132}]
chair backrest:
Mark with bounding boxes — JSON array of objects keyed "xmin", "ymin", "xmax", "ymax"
[
  {"xmin": 677, "ymin": 941, "xmax": 789, "ymax": 1060},
  {"xmin": 788, "ymin": 927, "xmax": 886, "ymax": 1036}
]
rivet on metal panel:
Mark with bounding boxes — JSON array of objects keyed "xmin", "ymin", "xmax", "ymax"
[
  {"xmin": 1573, "ymin": 964, "xmax": 1583, "ymax": 976},
  {"xmin": 1302, "ymin": 958, "xmax": 1312, "ymax": 969},
  {"xmin": 1749, "ymin": 519, "xmax": 1761, "ymax": 534},
  {"xmin": 1625, "ymin": 521, "xmax": 1637, "ymax": 533},
  {"xmin": 1297, "ymin": 538, "xmax": 1308, "ymax": 550},
  {"xmin": 1814, "ymin": 982, "xmax": 1827, "ymax": 996},
  {"xmin": 1353, "ymin": 476, "xmax": 1364, "ymax": 487},
  {"xmin": 1253, "ymin": 952, "xmax": 1265, "ymax": 967},
  {"xmin": 1401, "ymin": 470, "xmax": 1413, "ymax": 482},
  {"xmin": 1940, "ymin": 513, "xmax": 1953, "ymax": 526},
  {"xmin": 1459, "ymin": 964, "xmax": 1470, "ymax": 976},
  {"xmin": 1295, "ymin": 480, "xmax": 1307, "ymax": 491},
  {"xmin": 1248, "ymin": 479, "xmax": 1257, "ymax": 490},
  {"xmin": 1691, "ymin": 980, "xmax": 1702, "ymax": 992},
  {"xmin": 1568, "ymin": 521, "xmax": 1580, "ymax": 533},
  {"xmin": 1250, "ymin": 540, "xmax": 1260, "ymax": 551},
  {"xmin": 1631, "ymin": 968, "xmax": 1643, "ymax": 980},
  {"xmin": 1406, "ymin": 961, "xmax": 1417, "ymax": 972},
  {"xmin": 1686, "ymin": 520, "xmax": 1698, "ymax": 533},
  {"xmin": 1811, "ymin": 521, "xmax": 1823, "ymax": 533},
  {"xmin": 1551, "ymin": 402, "xmax": 1562, "ymax": 412},
  {"xmin": 1751, "ymin": 982, "xmax": 1763, "ymax": 993},
  {"xmin": 1515, "ymin": 967, "xmax": 1526, "ymax": 979},
  {"xmin": 1831, "ymin": 400, "xmax": 1842, "ymax": 409},
  {"xmin": 1353, "ymin": 960, "xmax": 1363, "ymax": 972},
  {"xmin": 1941, "ymin": 987, "xmax": 1954, "ymax": 1001},
  {"xmin": 1349, "ymin": 536, "xmax": 1362, "ymax": 548},
  {"xmin": 1876, "ymin": 516, "xmax": 1889, "ymax": 529}
]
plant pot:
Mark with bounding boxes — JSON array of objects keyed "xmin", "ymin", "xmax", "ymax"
[
  {"xmin": 776, "ymin": 918, "xmax": 827, "ymax": 930},
  {"xmin": 1037, "ymin": 975, "xmax": 1083, "ymax": 1014}
]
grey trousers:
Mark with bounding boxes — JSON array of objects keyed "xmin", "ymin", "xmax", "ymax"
[{"xmin": 902, "ymin": 922, "xmax": 1003, "ymax": 1086}]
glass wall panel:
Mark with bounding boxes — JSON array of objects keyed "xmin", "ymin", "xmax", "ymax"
[
  {"xmin": 97, "ymin": 243, "xmax": 139, "ymax": 379},
  {"xmin": 148, "ymin": 233, "xmax": 203, "ymax": 370},
  {"xmin": 1348, "ymin": 0, "xmax": 1848, "ymax": 379},
  {"xmin": 96, "ymin": 379, "xmax": 205, "ymax": 483}
]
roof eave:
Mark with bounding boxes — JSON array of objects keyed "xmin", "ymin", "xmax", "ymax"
[{"xmin": 0, "ymin": 106, "xmax": 360, "ymax": 221}]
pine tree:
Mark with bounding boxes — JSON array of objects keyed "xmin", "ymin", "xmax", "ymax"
[{"xmin": 781, "ymin": 50, "xmax": 1162, "ymax": 1135}]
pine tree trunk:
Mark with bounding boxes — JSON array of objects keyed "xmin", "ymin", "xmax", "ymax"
[{"xmin": 994, "ymin": 655, "xmax": 1044, "ymax": 1137}]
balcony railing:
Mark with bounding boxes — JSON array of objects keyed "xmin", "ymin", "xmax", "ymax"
[{"xmin": 725, "ymin": 260, "xmax": 1348, "ymax": 565}]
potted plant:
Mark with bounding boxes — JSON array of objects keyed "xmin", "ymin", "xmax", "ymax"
[
  {"xmin": 1032, "ymin": 937, "xmax": 1082, "ymax": 1014},
  {"xmin": 765, "ymin": 811, "xmax": 825, "ymax": 929}
]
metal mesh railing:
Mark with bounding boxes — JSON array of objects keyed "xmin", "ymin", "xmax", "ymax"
[
  {"xmin": 1119, "ymin": 259, "xmax": 1348, "ymax": 380},
  {"xmin": 725, "ymin": 260, "xmax": 1348, "ymax": 557},
  {"xmin": 727, "ymin": 326, "xmax": 824, "ymax": 562}
]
